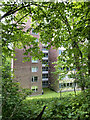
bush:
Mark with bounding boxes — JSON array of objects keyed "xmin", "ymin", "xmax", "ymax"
[
  {"xmin": 18, "ymin": 90, "xmax": 89, "ymax": 120},
  {"xmin": 2, "ymin": 61, "xmax": 89, "ymax": 120},
  {"xmin": 2, "ymin": 61, "xmax": 31, "ymax": 120}
]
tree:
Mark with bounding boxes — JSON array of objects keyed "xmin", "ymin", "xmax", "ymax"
[
  {"xmin": 1, "ymin": 1, "xmax": 89, "ymax": 96},
  {"xmin": 0, "ymin": 1, "xmax": 90, "ymax": 119},
  {"xmin": 30, "ymin": 2, "xmax": 90, "ymax": 90},
  {"xmin": 1, "ymin": 1, "xmax": 44, "ymax": 119}
]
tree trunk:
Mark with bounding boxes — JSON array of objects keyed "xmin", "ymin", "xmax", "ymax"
[{"xmin": 35, "ymin": 106, "xmax": 46, "ymax": 120}]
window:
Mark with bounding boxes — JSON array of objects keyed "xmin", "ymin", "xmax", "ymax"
[
  {"xmin": 32, "ymin": 29, "xmax": 38, "ymax": 35},
  {"xmin": 42, "ymin": 46, "xmax": 47, "ymax": 51},
  {"xmin": 70, "ymin": 83, "xmax": 73, "ymax": 87},
  {"xmin": 59, "ymin": 83, "xmax": 61, "ymax": 88},
  {"xmin": 42, "ymin": 74, "xmax": 48, "ymax": 78},
  {"xmin": 59, "ymin": 50, "xmax": 61, "ymax": 55},
  {"xmin": 63, "ymin": 83, "xmax": 66, "ymax": 87},
  {"xmin": 42, "ymin": 81, "xmax": 48, "ymax": 87},
  {"xmin": 42, "ymin": 67, "xmax": 48, "ymax": 71},
  {"xmin": 32, "ymin": 67, "xmax": 38, "ymax": 72},
  {"xmin": 32, "ymin": 57, "xmax": 38, "ymax": 63},
  {"xmin": 32, "ymin": 76, "xmax": 38, "ymax": 82},
  {"xmin": 44, "ymin": 53, "xmax": 48, "ymax": 57},
  {"xmin": 67, "ymin": 83, "xmax": 69, "ymax": 87},
  {"xmin": 42, "ymin": 60, "xmax": 48, "ymax": 64},
  {"xmin": 31, "ymin": 86, "xmax": 38, "ymax": 92},
  {"xmin": 59, "ymin": 83, "xmax": 66, "ymax": 88}
]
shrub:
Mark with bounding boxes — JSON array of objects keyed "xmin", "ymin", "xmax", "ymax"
[{"xmin": 2, "ymin": 61, "xmax": 31, "ymax": 120}]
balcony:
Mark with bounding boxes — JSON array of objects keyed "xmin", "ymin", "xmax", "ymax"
[
  {"xmin": 42, "ymin": 50, "xmax": 48, "ymax": 53},
  {"xmin": 42, "ymin": 53, "xmax": 48, "ymax": 60},
  {"xmin": 42, "ymin": 44, "xmax": 48, "ymax": 46},
  {"xmin": 42, "ymin": 64, "xmax": 48, "ymax": 67},
  {"xmin": 42, "ymin": 48, "xmax": 48, "ymax": 53},
  {"xmin": 42, "ymin": 81, "xmax": 48, "ymax": 87},
  {"xmin": 42, "ymin": 57, "xmax": 48, "ymax": 60},
  {"xmin": 42, "ymin": 64, "xmax": 46, "ymax": 67},
  {"xmin": 42, "ymin": 60, "xmax": 48, "ymax": 66},
  {"xmin": 42, "ymin": 78, "xmax": 48, "ymax": 81},
  {"xmin": 32, "ymin": 60, "xmax": 38, "ymax": 63},
  {"xmin": 42, "ymin": 71, "xmax": 48, "ymax": 74}
]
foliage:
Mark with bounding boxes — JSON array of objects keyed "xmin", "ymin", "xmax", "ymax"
[
  {"xmin": 1, "ymin": 0, "xmax": 89, "ymax": 89},
  {"xmin": 1, "ymin": 2, "xmax": 43, "ymax": 119},
  {"xmin": 2, "ymin": 59, "xmax": 31, "ymax": 120},
  {"xmin": 4, "ymin": 89, "xmax": 89, "ymax": 120},
  {"xmin": 31, "ymin": 2, "xmax": 90, "ymax": 90},
  {"xmin": 0, "ymin": 2, "xmax": 46, "ymax": 120},
  {"xmin": 0, "ymin": 1, "xmax": 90, "ymax": 120},
  {"xmin": 27, "ymin": 87, "xmax": 80, "ymax": 100},
  {"xmin": 1, "ymin": 1, "xmax": 45, "ymax": 62}
]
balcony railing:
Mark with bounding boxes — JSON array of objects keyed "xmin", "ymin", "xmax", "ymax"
[
  {"xmin": 42, "ymin": 57, "xmax": 48, "ymax": 60},
  {"xmin": 42, "ymin": 78, "xmax": 48, "ymax": 81},
  {"xmin": 42, "ymin": 44, "xmax": 48, "ymax": 46},
  {"xmin": 42, "ymin": 71, "xmax": 48, "ymax": 74},
  {"xmin": 42, "ymin": 50, "xmax": 48, "ymax": 53},
  {"xmin": 42, "ymin": 64, "xmax": 48, "ymax": 67}
]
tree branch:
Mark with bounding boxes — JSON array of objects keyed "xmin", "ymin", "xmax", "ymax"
[
  {"xmin": 0, "ymin": 2, "xmax": 50, "ymax": 21},
  {"xmin": 0, "ymin": 4, "xmax": 31, "ymax": 20},
  {"xmin": 16, "ymin": 13, "xmax": 30, "ymax": 24}
]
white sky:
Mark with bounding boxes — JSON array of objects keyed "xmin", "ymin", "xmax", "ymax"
[{"xmin": 2, "ymin": 0, "xmax": 89, "ymax": 3}]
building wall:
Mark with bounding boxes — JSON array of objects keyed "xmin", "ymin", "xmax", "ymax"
[
  {"xmin": 49, "ymin": 46, "xmax": 59, "ymax": 92},
  {"xmin": 14, "ymin": 48, "xmax": 42, "ymax": 95},
  {"xmin": 14, "ymin": 18, "xmax": 60, "ymax": 95},
  {"xmin": 14, "ymin": 17, "xmax": 43, "ymax": 95}
]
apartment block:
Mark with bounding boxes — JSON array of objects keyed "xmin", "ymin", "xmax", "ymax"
[
  {"xmin": 14, "ymin": 18, "xmax": 77, "ymax": 95},
  {"xmin": 13, "ymin": 18, "xmax": 59, "ymax": 95},
  {"xmin": 14, "ymin": 42, "xmax": 60, "ymax": 94}
]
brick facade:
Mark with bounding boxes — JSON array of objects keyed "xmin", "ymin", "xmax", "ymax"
[
  {"xmin": 14, "ymin": 48, "xmax": 42, "ymax": 95},
  {"xmin": 14, "ymin": 18, "xmax": 59, "ymax": 95},
  {"xmin": 49, "ymin": 46, "xmax": 59, "ymax": 92}
]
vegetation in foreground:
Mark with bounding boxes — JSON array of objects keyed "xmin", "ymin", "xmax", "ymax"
[
  {"xmin": 27, "ymin": 87, "xmax": 81, "ymax": 100},
  {"xmin": 2, "ymin": 61, "xmax": 89, "ymax": 120},
  {"xmin": 11, "ymin": 89, "xmax": 90, "ymax": 120},
  {"xmin": 1, "ymin": 1, "xmax": 90, "ymax": 120}
]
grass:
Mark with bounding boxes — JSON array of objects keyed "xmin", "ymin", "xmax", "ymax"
[{"xmin": 26, "ymin": 88, "xmax": 81, "ymax": 100}]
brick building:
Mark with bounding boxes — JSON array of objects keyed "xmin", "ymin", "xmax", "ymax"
[
  {"xmin": 13, "ymin": 18, "xmax": 77, "ymax": 95},
  {"xmin": 13, "ymin": 18, "xmax": 60, "ymax": 95},
  {"xmin": 14, "ymin": 42, "xmax": 59, "ymax": 95}
]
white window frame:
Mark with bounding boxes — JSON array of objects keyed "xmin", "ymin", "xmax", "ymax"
[
  {"xmin": 32, "ymin": 57, "xmax": 38, "ymax": 63},
  {"xmin": 31, "ymin": 86, "xmax": 38, "ymax": 92},
  {"xmin": 32, "ymin": 76, "xmax": 38, "ymax": 82},
  {"xmin": 32, "ymin": 67, "xmax": 38, "ymax": 72}
]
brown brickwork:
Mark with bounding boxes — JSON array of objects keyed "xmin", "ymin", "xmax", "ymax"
[
  {"xmin": 14, "ymin": 18, "xmax": 60, "ymax": 95},
  {"xmin": 49, "ymin": 46, "xmax": 59, "ymax": 92},
  {"xmin": 14, "ymin": 48, "xmax": 42, "ymax": 95},
  {"xmin": 14, "ymin": 17, "xmax": 43, "ymax": 95}
]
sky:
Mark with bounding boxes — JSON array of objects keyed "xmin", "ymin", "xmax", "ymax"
[{"xmin": 2, "ymin": 0, "xmax": 89, "ymax": 3}]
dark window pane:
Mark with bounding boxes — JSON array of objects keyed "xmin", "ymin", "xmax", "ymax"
[
  {"xmin": 32, "ymin": 76, "xmax": 38, "ymax": 82},
  {"xmin": 42, "ymin": 74, "xmax": 48, "ymax": 78}
]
